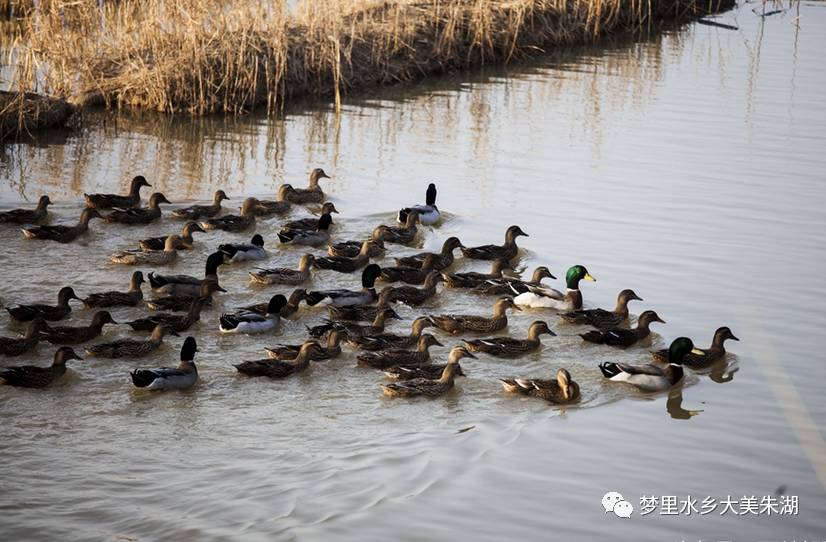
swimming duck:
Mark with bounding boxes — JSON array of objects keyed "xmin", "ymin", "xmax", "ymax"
[
  {"xmin": 305, "ymin": 264, "xmax": 382, "ymax": 307},
  {"xmin": 380, "ymin": 271, "xmax": 443, "ymax": 306},
  {"xmin": 40, "ymin": 311, "xmax": 118, "ymax": 344},
  {"xmin": 357, "ymin": 334, "xmax": 443, "ymax": 369},
  {"xmin": 0, "ymin": 195, "xmax": 51, "ymax": 224},
  {"xmin": 397, "ymin": 183, "xmax": 440, "ymax": 226},
  {"xmin": 0, "ymin": 319, "xmax": 45, "ymax": 357},
  {"xmin": 473, "ymin": 266, "xmax": 556, "ymax": 296},
  {"xmin": 249, "ymin": 254, "xmax": 315, "ymax": 285},
  {"xmin": 172, "ymin": 190, "xmax": 229, "ymax": 220},
  {"xmin": 461, "ymin": 225, "xmax": 528, "ymax": 261},
  {"xmin": 104, "ymin": 192, "xmax": 171, "ymax": 225},
  {"xmin": 84, "ymin": 175, "xmax": 151, "ymax": 209},
  {"xmin": 282, "ymin": 202, "xmax": 339, "ymax": 231},
  {"xmin": 282, "ymin": 168, "xmax": 333, "ymax": 204},
  {"xmin": 266, "ymin": 331, "xmax": 343, "ymax": 361},
  {"xmin": 6, "ymin": 286, "xmax": 81, "ymax": 322},
  {"xmin": 308, "ymin": 307, "xmax": 399, "ymax": 340},
  {"xmin": 146, "ymin": 279, "xmax": 225, "ymax": 312},
  {"xmin": 500, "ymin": 368, "xmax": 580, "ymax": 404},
  {"xmin": 513, "ymin": 265, "xmax": 595, "ymax": 310},
  {"xmin": 277, "ymin": 213, "xmax": 333, "ymax": 247},
  {"xmin": 560, "ymin": 289, "xmax": 642, "ymax": 329},
  {"xmin": 219, "ymin": 234, "xmax": 267, "ymax": 262},
  {"xmin": 442, "ymin": 258, "xmax": 514, "ymax": 289},
  {"xmin": 581, "ymin": 310, "xmax": 665, "ymax": 347},
  {"xmin": 201, "ymin": 197, "xmax": 258, "ymax": 232},
  {"xmin": 0, "ymin": 346, "xmax": 83, "ymax": 388},
  {"xmin": 127, "ymin": 296, "xmax": 209, "ymax": 333},
  {"xmin": 234, "ymin": 341, "xmax": 323, "ymax": 378},
  {"xmin": 139, "ymin": 222, "xmax": 205, "ymax": 251},
  {"xmin": 383, "ymin": 362, "xmax": 467, "ymax": 381},
  {"xmin": 314, "ymin": 240, "xmax": 373, "ymax": 273},
  {"xmin": 346, "ymin": 316, "xmax": 433, "ymax": 350},
  {"xmin": 372, "ymin": 210, "xmax": 419, "ymax": 245},
  {"xmin": 651, "ymin": 327, "xmax": 739, "ymax": 369},
  {"xmin": 238, "ymin": 289, "xmax": 307, "ymax": 318},
  {"xmin": 130, "ymin": 336, "xmax": 198, "ymax": 390},
  {"xmin": 85, "ymin": 324, "xmax": 176, "ymax": 359},
  {"xmin": 426, "ymin": 296, "xmax": 519, "ymax": 335},
  {"xmin": 219, "ymin": 295, "xmax": 286, "ymax": 334},
  {"xmin": 381, "ymin": 346, "xmax": 474, "ymax": 397},
  {"xmin": 395, "ymin": 237, "xmax": 463, "ymax": 270},
  {"xmin": 83, "ymin": 271, "xmax": 145, "ymax": 308},
  {"xmin": 111, "ymin": 235, "xmax": 183, "ymax": 265},
  {"xmin": 21, "ymin": 207, "xmax": 101, "ymax": 243},
  {"xmin": 326, "ymin": 303, "xmax": 384, "ymax": 322},
  {"xmin": 378, "ymin": 254, "xmax": 440, "ymax": 285},
  {"xmin": 464, "ymin": 320, "xmax": 555, "ymax": 357},
  {"xmin": 600, "ymin": 337, "xmax": 701, "ymax": 391},
  {"xmin": 148, "ymin": 251, "xmax": 225, "ymax": 296},
  {"xmin": 253, "ymin": 184, "xmax": 295, "ymax": 216},
  {"xmin": 328, "ymin": 237, "xmax": 385, "ymax": 258}
]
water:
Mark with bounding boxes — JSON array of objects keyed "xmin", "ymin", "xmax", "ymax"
[{"xmin": 1, "ymin": 3, "xmax": 825, "ymax": 540}]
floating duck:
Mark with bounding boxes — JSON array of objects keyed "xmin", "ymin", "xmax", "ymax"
[
  {"xmin": 219, "ymin": 234, "xmax": 267, "ymax": 262},
  {"xmin": 651, "ymin": 327, "xmax": 739, "ymax": 369},
  {"xmin": 130, "ymin": 336, "xmax": 199, "ymax": 391},
  {"xmin": 380, "ymin": 271, "xmax": 443, "ymax": 306},
  {"xmin": 40, "ymin": 311, "xmax": 118, "ymax": 344},
  {"xmin": 21, "ymin": 207, "xmax": 101, "ymax": 243},
  {"xmin": 277, "ymin": 213, "xmax": 333, "ymax": 247},
  {"xmin": 580, "ymin": 310, "xmax": 665, "ymax": 348},
  {"xmin": 219, "ymin": 295, "xmax": 286, "ymax": 334},
  {"xmin": 328, "ymin": 237, "xmax": 385, "ymax": 258},
  {"xmin": 0, "ymin": 346, "xmax": 83, "ymax": 388},
  {"xmin": 127, "ymin": 296, "xmax": 209, "ymax": 333},
  {"xmin": 396, "ymin": 236, "xmax": 463, "ymax": 270},
  {"xmin": 139, "ymin": 222, "xmax": 205, "ymax": 251},
  {"xmin": 513, "ymin": 265, "xmax": 595, "ymax": 310},
  {"xmin": 383, "ymin": 362, "xmax": 467, "ymax": 381},
  {"xmin": 314, "ymin": 240, "xmax": 373, "ymax": 273},
  {"xmin": 599, "ymin": 337, "xmax": 701, "ymax": 392},
  {"xmin": 253, "ymin": 184, "xmax": 295, "ymax": 216},
  {"xmin": 305, "ymin": 264, "xmax": 382, "ymax": 307},
  {"xmin": 442, "ymin": 258, "xmax": 514, "ymax": 289},
  {"xmin": 461, "ymin": 225, "xmax": 527, "ymax": 261},
  {"xmin": 0, "ymin": 319, "xmax": 45, "ymax": 357},
  {"xmin": 282, "ymin": 202, "xmax": 339, "ymax": 230},
  {"xmin": 172, "ymin": 190, "xmax": 229, "ymax": 220},
  {"xmin": 6, "ymin": 286, "xmax": 81, "ymax": 322},
  {"xmin": 464, "ymin": 320, "xmax": 555, "ymax": 357},
  {"xmin": 146, "ymin": 279, "xmax": 225, "ymax": 312},
  {"xmin": 84, "ymin": 175, "xmax": 151, "ymax": 209},
  {"xmin": 346, "ymin": 316, "xmax": 433, "ymax": 350},
  {"xmin": 473, "ymin": 265, "xmax": 556, "ymax": 296},
  {"xmin": 560, "ymin": 289, "xmax": 642, "ymax": 329},
  {"xmin": 85, "ymin": 324, "xmax": 177, "ymax": 358},
  {"xmin": 308, "ymin": 307, "xmax": 399, "ymax": 341},
  {"xmin": 148, "ymin": 251, "xmax": 225, "ymax": 296},
  {"xmin": 398, "ymin": 183, "xmax": 440, "ymax": 226},
  {"xmin": 83, "ymin": 271, "xmax": 145, "ymax": 309},
  {"xmin": 357, "ymin": 334, "xmax": 443, "ymax": 369},
  {"xmin": 266, "ymin": 330, "xmax": 344, "ymax": 361},
  {"xmin": 381, "ymin": 346, "xmax": 474, "ymax": 398},
  {"xmin": 234, "ymin": 341, "xmax": 323, "ymax": 378},
  {"xmin": 0, "ymin": 195, "xmax": 51, "ymax": 224},
  {"xmin": 111, "ymin": 235, "xmax": 183, "ymax": 265},
  {"xmin": 281, "ymin": 168, "xmax": 333, "ymax": 204},
  {"xmin": 426, "ymin": 296, "xmax": 518, "ymax": 335},
  {"xmin": 249, "ymin": 254, "xmax": 315, "ymax": 286},
  {"xmin": 201, "ymin": 197, "xmax": 258, "ymax": 232},
  {"xmin": 378, "ymin": 254, "xmax": 439, "ymax": 285},
  {"xmin": 372, "ymin": 210, "xmax": 419, "ymax": 245},
  {"xmin": 500, "ymin": 368, "xmax": 580, "ymax": 404},
  {"xmin": 104, "ymin": 192, "xmax": 171, "ymax": 225}
]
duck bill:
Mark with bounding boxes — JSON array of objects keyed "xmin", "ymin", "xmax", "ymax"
[
  {"xmin": 691, "ymin": 348, "xmax": 705, "ymax": 355},
  {"xmin": 730, "ymin": 334, "xmax": 740, "ymax": 341},
  {"xmin": 584, "ymin": 273, "xmax": 596, "ymax": 282}
]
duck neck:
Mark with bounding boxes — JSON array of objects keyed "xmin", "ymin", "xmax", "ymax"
[
  {"xmin": 565, "ymin": 289, "xmax": 583, "ymax": 310},
  {"xmin": 439, "ymin": 363, "xmax": 459, "ymax": 383},
  {"xmin": 526, "ymin": 326, "xmax": 543, "ymax": 342},
  {"xmin": 613, "ymin": 295, "xmax": 631, "ymax": 316},
  {"xmin": 711, "ymin": 332, "xmax": 730, "ymax": 351},
  {"xmin": 669, "ymin": 364, "xmax": 685, "ymax": 385}
]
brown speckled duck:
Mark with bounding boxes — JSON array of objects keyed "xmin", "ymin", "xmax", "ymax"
[
  {"xmin": 357, "ymin": 334, "xmax": 443, "ymax": 369},
  {"xmin": 139, "ymin": 222, "xmax": 205, "ymax": 251},
  {"xmin": 314, "ymin": 239, "xmax": 372, "ymax": 273},
  {"xmin": 0, "ymin": 347, "xmax": 83, "ymax": 388},
  {"xmin": 346, "ymin": 316, "xmax": 433, "ymax": 350},
  {"xmin": 473, "ymin": 266, "xmax": 556, "ymax": 296},
  {"xmin": 282, "ymin": 168, "xmax": 333, "ymax": 204},
  {"xmin": 442, "ymin": 258, "xmax": 514, "ymax": 289},
  {"xmin": 282, "ymin": 202, "xmax": 339, "ymax": 230},
  {"xmin": 111, "ymin": 235, "xmax": 183, "ymax": 265},
  {"xmin": 104, "ymin": 192, "xmax": 171, "ymax": 225},
  {"xmin": 84, "ymin": 271, "xmax": 145, "ymax": 308},
  {"xmin": 395, "ymin": 237, "xmax": 464, "ymax": 270},
  {"xmin": 85, "ymin": 175, "xmax": 151, "ymax": 209},
  {"xmin": 372, "ymin": 210, "xmax": 419, "ymax": 245},
  {"xmin": 21, "ymin": 208, "xmax": 101, "ymax": 243},
  {"xmin": 426, "ymin": 296, "xmax": 519, "ymax": 335},
  {"xmin": 328, "ymin": 237, "xmax": 385, "ymax": 258},
  {"xmin": 86, "ymin": 324, "xmax": 176, "ymax": 358},
  {"xmin": 378, "ymin": 254, "xmax": 439, "ymax": 285},
  {"xmin": 461, "ymin": 225, "xmax": 528, "ymax": 261},
  {"xmin": 234, "ymin": 341, "xmax": 322, "ymax": 378},
  {"xmin": 0, "ymin": 319, "xmax": 45, "ymax": 357},
  {"xmin": 500, "ymin": 368, "xmax": 580, "ymax": 404},
  {"xmin": 383, "ymin": 362, "xmax": 467, "ymax": 381},
  {"xmin": 580, "ymin": 310, "xmax": 665, "ymax": 348},
  {"xmin": 201, "ymin": 197, "xmax": 257, "ymax": 232},
  {"xmin": 381, "ymin": 346, "xmax": 474, "ymax": 398},
  {"xmin": 6, "ymin": 287, "xmax": 81, "ymax": 322},
  {"xmin": 380, "ymin": 271, "xmax": 443, "ymax": 306},
  {"xmin": 249, "ymin": 254, "xmax": 315, "ymax": 286},
  {"xmin": 651, "ymin": 326, "xmax": 739, "ymax": 369},
  {"xmin": 266, "ymin": 331, "xmax": 343, "ymax": 362},
  {"xmin": 40, "ymin": 311, "xmax": 118, "ymax": 344},
  {"xmin": 0, "ymin": 195, "xmax": 51, "ymax": 224},
  {"xmin": 254, "ymin": 184, "xmax": 295, "ymax": 216},
  {"xmin": 463, "ymin": 320, "xmax": 555, "ymax": 357},
  {"xmin": 560, "ymin": 289, "xmax": 642, "ymax": 329},
  {"xmin": 172, "ymin": 190, "xmax": 229, "ymax": 220},
  {"xmin": 146, "ymin": 279, "xmax": 225, "ymax": 312}
]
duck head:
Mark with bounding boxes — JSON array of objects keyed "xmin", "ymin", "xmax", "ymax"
[
  {"xmin": 321, "ymin": 202, "xmax": 339, "ymax": 215},
  {"xmin": 362, "ymin": 264, "xmax": 382, "ymax": 288},
  {"xmin": 425, "ymin": 183, "xmax": 437, "ymax": 206},
  {"xmin": 713, "ymin": 326, "xmax": 739, "ymax": 348},
  {"xmin": 505, "ymin": 225, "xmax": 529, "ymax": 243},
  {"xmin": 53, "ymin": 346, "xmax": 83, "ymax": 366},
  {"xmin": 667, "ymin": 337, "xmax": 703, "ymax": 364},
  {"xmin": 250, "ymin": 234, "xmax": 265, "ymax": 247},
  {"xmin": 57, "ymin": 286, "xmax": 81, "ymax": 306},
  {"xmin": 528, "ymin": 320, "xmax": 556, "ymax": 340},
  {"xmin": 148, "ymin": 192, "xmax": 172, "ymax": 208},
  {"xmin": 565, "ymin": 265, "xmax": 596, "ymax": 290},
  {"xmin": 266, "ymin": 294, "xmax": 289, "ymax": 316},
  {"xmin": 180, "ymin": 336, "xmax": 198, "ymax": 362},
  {"xmin": 637, "ymin": 310, "xmax": 666, "ymax": 330},
  {"xmin": 531, "ymin": 266, "xmax": 556, "ymax": 283},
  {"xmin": 130, "ymin": 175, "xmax": 151, "ymax": 192},
  {"xmin": 556, "ymin": 368, "xmax": 579, "ymax": 401}
]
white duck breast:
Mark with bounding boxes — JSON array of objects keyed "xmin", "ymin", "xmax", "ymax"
[
  {"xmin": 514, "ymin": 290, "xmax": 570, "ymax": 309},
  {"xmin": 219, "ymin": 310, "xmax": 280, "ymax": 333},
  {"xmin": 407, "ymin": 205, "xmax": 440, "ymax": 225},
  {"xmin": 599, "ymin": 362, "xmax": 680, "ymax": 392},
  {"xmin": 131, "ymin": 367, "xmax": 198, "ymax": 390},
  {"xmin": 225, "ymin": 244, "xmax": 267, "ymax": 261}
]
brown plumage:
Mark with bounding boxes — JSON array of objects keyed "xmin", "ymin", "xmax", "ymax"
[
  {"xmin": 266, "ymin": 331, "xmax": 343, "ymax": 361},
  {"xmin": 346, "ymin": 316, "xmax": 434, "ymax": 350},
  {"xmin": 313, "ymin": 239, "xmax": 372, "ymax": 273},
  {"xmin": 83, "ymin": 271, "xmax": 145, "ymax": 308},
  {"xmin": 500, "ymin": 368, "xmax": 580, "ymax": 404},
  {"xmin": 381, "ymin": 347, "xmax": 475, "ymax": 397},
  {"xmin": 383, "ymin": 363, "xmax": 467, "ymax": 381},
  {"xmin": 6, "ymin": 286, "xmax": 81, "ymax": 322},
  {"xmin": 145, "ymin": 279, "xmax": 225, "ymax": 312},
  {"xmin": 426, "ymin": 296, "xmax": 519, "ymax": 335},
  {"xmin": 254, "ymin": 184, "xmax": 294, "ymax": 216},
  {"xmin": 250, "ymin": 254, "xmax": 315, "ymax": 286},
  {"xmin": 308, "ymin": 307, "xmax": 399, "ymax": 341},
  {"xmin": 201, "ymin": 197, "xmax": 258, "ymax": 231},
  {"xmin": 461, "ymin": 225, "xmax": 528, "ymax": 261},
  {"xmin": 104, "ymin": 192, "xmax": 171, "ymax": 225},
  {"xmin": 281, "ymin": 168, "xmax": 332, "ymax": 204},
  {"xmin": 234, "ymin": 341, "xmax": 323, "ymax": 378},
  {"xmin": 84, "ymin": 175, "xmax": 150, "ymax": 209},
  {"xmin": 463, "ymin": 320, "xmax": 555, "ymax": 357},
  {"xmin": 0, "ymin": 319, "xmax": 45, "ymax": 357},
  {"xmin": 560, "ymin": 289, "xmax": 643, "ymax": 329},
  {"xmin": 0, "ymin": 347, "xmax": 83, "ymax": 388},
  {"xmin": 328, "ymin": 238, "xmax": 385, "ymax": 258},
  {"xmin": 442, "ymin": 258, "xmax": 514, "ymax": 289},
  {"xmin": 0, "ymin": 195, "xmax": 51, "ymax": 224},
  {"xmin": 357, "ymin": 334, "xmax": 442, "ymax": 369},
  {"xmin": 127, "ymin": 297, "xmax": 209, "ymax": 332},
  {"xmin": 378, "ymin": 254, "xmax": 439, "ymax": 285},
  {"xmin": 85, "ymin": 324, "xmax": 176, "ymax": 358},
  {"xmin": 39, "ymin": 311, "xmax": 118, "ymax": 345},
  {"xmin": 472, "ymin": 266, "xmax": 556, "ymax": 296},
  {"xmin": 21, "ymin": 208, "xmax": 101, "ymax": 243},
  {"xmin": 139, "ymin": 222, "xmax": 205, "ymax": 251},
  {"xmin": 172, "ymin": 190, "xmax": 229, "ymax": 220},
  {"xmin": 651, "ymin": 326, "xmax": 739, "ymax": 369},
  {"xmin": 371, "ymin": 210, "xmax": 419, "ymax": 245},
  {"xmin": 380, "ymin": 271, "xmax": 443, "ymax": 306},
  {"xmin": 282, "ymin": 202, "xmax": 339, "ymax": 230},
  {"xmin": 580, "ymin": 310, "xmax": 666, "ymax": 347},
  {"xmin": 395, "ymin": 237, "xmax": 464, "ymax": 270}
]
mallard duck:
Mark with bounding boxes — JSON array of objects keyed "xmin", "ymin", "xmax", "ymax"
[
  {"xmin": 0, "ymin": 346, "xmax": 83, "ymax": 388},
  {"xmin": 104, "ymin": 192, "xmax": 171, "ymax": 225},
  {"xmin": 398, "ymin": 183, "xmax": 440, "ymax": 225},
  {"xmin": 560, "ymin": 289, "xmax": 642, "ymax": 329},
  {"xmin": 314, "ymin": 240, "xmax": 373, "ymax": 273},
  {"xmin": 146, "ymin": 279, "xmax": 225, "ymax": 312},
  {"xmin": 464, "ymin": 320, "xmax": 555, "ymax": 357},
  {"xmin": 266, "ymin": 330, "xmax": 343, "ymax": 361},
  {"xmin": 513, "ymin": 265, "xmax": 595, "ymax": 310},
  {"xmin": 651, "ymin": 327, "xmax": 739, "ymax": 369},
  {"xmin": 148, "ymin": 251, "xmax": 225, "ymax": 296},
  {"xmin": 0, "ymin": 319, "xmax": 45, "ymax": 357},
  {"xmin": 130, "ymin": 336, "xmax": 198, "ymax": 390},
  {"xmin": 308, "ymin": 307, "xmax": 399, "ymax": 340},
  {"xmin": 250, "ymin": 254, "xmax": 315, "ymax": 286},
  {"xmin": 235, "ymin": 341, "xmax": 323, "ymax": 378},
  {"xmin": 328, "ymin": 237, "xmax": 385, "ymax": 258},
  {"xmin": 378, "ymin": 254, "xmax": 439, "ymax": 285},
  {"xmin": 380, "ymin": 271, "xmax": 443, "ymax": 306},
  {"xmin": 0, "ymin": 195, "xmax": 51, "ymax": 224},
  {"xmin": 395, "ymin": 237, "xmax": 463, "ymax": 269},
  {"xmin": 238, "ymin": 289, "xmax": 307, "ymax": 318},
  {"xmin": 219, "ymin": 295, "xmax": 286, "ymax": 334},
  {"xmin": 461, "ymin": 225, "xmax": 528, "ymax": 261},
  {"xmin": 201, "ymin": 197, "xmax": 258, "ymax": 232},
  {"xmin": 6, "ymin": 286, "xmax": 81, "ymax": 322},
  {"xmin": 127, "ymin": 297, "xmax": 209, "ymax": 332},
  {"xmin": 282, "ymin": 202, "xmax": 339, "ymax": 231},
  {"xmin": 326, "ymin": 303, "xmax": 383, "ymax": 322},
  {"xmin": 40, "ymin": 311, "xmax": 118, "ymax": 344},
  {"xmin": 172, "ymin": 190, "xmax": 229, "ymax": 220},
  {"xmin": 442, "ymin": 258, "xmax": 514, "ymax": 289},
  {"xmin": 381, "ymin": 346, "xmax": 474, "ymax": 397},
  {"xmin": 139, "ymin": 222, "xmax": 205, "ymax": 251},
  {"xmin": 600, "ymin": 337, "xmax": 701, "ymax": 391},
  {"xmin": 500, "ymin": 368, "xmax": 580, "ymax": 404},
  {"xmin": 384, "ymin": 362, "xmax": 466, "ymax": 381},
  {"xmin": 346, "ymin": 316, "xmax": 433, "ymax": 350},
  {"xmin": 85, "ymin": 324, "xmax": 176, "ymax": 358},
  {"xmin": 305, "ymin": 264, "xmax": 382, "ymax": 307},
  {"xmin": 83, "ymin": 271, "xmax": 145, "ymax": 308},
  {"xmin": 220, "ymin": 234, "xmax": 267, "ymax": 262},
  {"xmin": 21, "ymin": 208, "xmax": 101, "ymax": 243},
  {"xmin": 357, "ymin": 334, "xmax": 442, "ymax": 369},
  {"xmin": 426, "ymin": 296, "xmax": 519, "ymax": 335},
  {"xmin": 372, "ymin": 210, "xmax": 419, "ymax": 245},
  {"xmin": 253, "ymin": 184, "xmax": 295, "ymax": 216},
  {"xmin": 282, "ymin": 168, "xmax": 332, "ymax": 204},
  {"xmin": 580, "ymin": 310, "xmax": 665, "ymax": 347},
  {"xmin": 85, "ymin": 175, "xmax": 151, "ymax": 209},
  {"xmin": 111, "ymin": 235, "xmax": 182, "ymax": 265},
  {"xmin": 277, "ymin": 213, "xmax": 332, "ymax": 247},
  {"xmin": 473, "ymin": 266, "xmax": 556, "ymax": 296}
]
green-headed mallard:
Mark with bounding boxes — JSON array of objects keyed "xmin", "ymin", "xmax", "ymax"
[
  {"xmin": 277, "ymin": 213, "xmax": 332, "ymax": 247},
  {"xmin": 234, "ymin": 341, "xmax": 322, "ymax": 378},
  {"xmin": 85, "ymin": 175, "xmax": 150, "ymax": 209},
  {"xmin": 104, "ymin": 192, "xmax": 171, "ymax": 225},
  {"xmin": 40, "ymin": 311, "xmax": 118, "ymax": 344},
  {"xmin": 146, "ymin": 279, "xmax": 225, "ymax": 312},
  {"xmin": 220, "ymin": 234, "xmax": 267, "ymax": 262},
  {"xmin": 381, "ymin": 346, "xmax": 474, "ymax": 397},
  {"xmin": 282, "ymin": 168, "xmax": 332, "ymax": 204},
  {"xmin": 378, "ymin": 254, "xmax": 439, "ymax": 285},
  {"xmin": 426, "ymin": 296, "xmax": 519, "ymax": 335},
  {"xmin": 254, "ymin": 184, "xmax": 294, "ymax": 216},
  {"xmin": 130, "ymin": 336, "xmax": 198, "ymax": 391},
  {"xmin": 357, "ymin": 334, "xmax": 442, "ymax": 369},
  {"xmin": 6, "ymin": 286, "xmax": 81, "ymax": 322},
  {"xmin": 282, "ymin": 202, "xmax": 339, "ymax": 231},
  {"xmin": 139, "ymin": 222, "xmax": 205, "ymax": 251},
  {"xmin": 383, "ymin": 362, "xmax": 466, "ymax": 381},
  {"xmin": 0, "ymin": 319, "xmax": 45, "ymax": 357},
  {"xmin": 308, "ymin": 307, "xmax": 399, "ymax": 340},
  {"xmin": 500, "ymin": 368, "xmax": 580, "ymax": 404},
  {"xmin": 219, "ymin": 295, "xmax": 286, "ymax": 334},
  {"xmin": 172, "ymin": 190, "xmax": 229, "ymax": 220},
  {"xmin": 328, "ymin": 237, "xmax": 385, "ymax": 258},
  {"xmin": 398, "ymin": 183, "xmax": 440, "ymax": 225},
  {"xmin": 21, "ymin": 208, "xmax": 101, "ymax": 243},
  {"xmin": 600, "ymin": 337, "xmax": 701, "ymax": 391},
  {"xmin": 83, "ymin": 271, "xmax": 145, "ymax": 308},
  {"xmin": 581, "ymin": 310, "xmax": 665, "ymax": 347},
  {"xmin": 111, "ymin": 235, "xmax": 183, "ymax": 265},
  {"xmin": 238, "ymin": 289, "xmax": 307, "ymax": 318},
  {"xmin": 314, "ymin": 239, "xmax": 372, "ymax": 273},
  {"xmin": 464, "ymin": 320, "xmax": 555, "ymax": 357},
  {"xmin": 250, "ymin": 253, "xmax": 315, "ymax": 286},
  {"xmin": 473, "ymin": 266, "xmax": 556, "ymax": 296},
  {"xmin": 372, "ymin": 210, "xmax": 419, "ymax": 245},
  {"xmin": 560, "ymin": 289, "xmax": 642, "ymax": 329},
  {"xmin": 0, "ymin": 195, "xmax": 51, "ymax": 224},
  {"xmin": 380, "ymin": 271, "xmax": 443, "ymax": 306},
  {"xmin": 651, "ymin": 327, "xmax": 739, "ymax": 369},
  {"xmin": 513, "ymin": 265, "xmax": 595, "ymax": 310},
  {"xmin": 266, "ymin": 330, "xmax": 343, "ymax": 361},
  {"xmin": 148, "ymin": 251, "xmax": 225, "ymax": 296},
  {"xmin": 201, "ymin": 197, "xmax": 257, "ymax": 232},
  {"xmin": 127, "ymin": 296, "xmax": 209, "ymax": 332},
  {"xmin": 305, "ymin": 264, "xmax": 382, "ymax": 307},
  {"xmin": 0, "ymin": 346, "xmax": 83, "ymax": 388},
  {"xmin": 85, "ymin": 324, "xmax": 177, "ymax": 358},
  {"xmin": 442, "ymin": 258, "xmax": 514, "ymax": 289},
  {"xmin": 395, "ymin": 236, "xmax": 463, "ymax": 270},
  {"xmin": 461, "ymin": 225, "xmax": 527, "ymax": 261},
  {"xmin": 346, "ymin": 316, "xmax": 433, "ymax": 350}
]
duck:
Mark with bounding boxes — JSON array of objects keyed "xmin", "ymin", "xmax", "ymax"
[
  {"xmin": 380, "ymin": 271, "xmax": 443, "ymax": 306},
  {"xmin": 266, "ymin": 331, "xmax": 343, "ymax": 362},
  {"xmin": 308, "ymin": 307, "xmax": 400, "ymax": 340},
  {"xmin": 40, "ymin": 311, "xmax": 118, "ymax": 344},
  {"xmin": 560, "ymin": 289, "xmax": 643, "ymax": 329},
  {"xmin": 305, "ymin": 264, "xmax": 382, "ymax": 307},
  {"xmin": 85, "ymin": 324, "xmax": 176, "ymax": 358},
  {"xmin": 172, "ymin": 190, "xmax": 229, "ymax": 220},
  {"xmin": 219, "ymin": 295, "xmax": 286, "ymax": 334},
  {"xmin": 238, "ymin": 289, "xmax": 307, "ymax": 318},
  {"xmin": 282, "ymin": 168, "xmax": 333, "ymax": 204},
  {"xmin": 146, "ymin": 279, "xmax": 225, "ymax": 312},
  {"xmin": 83, "ymin": 271, "xmax": 145, "ymax": 308},
  {"xmin": 249, "ymin": 254, "xmax": 315, "ymax": 286},
  {"xmin": 127, "ymin": 296, "xmax": 209, "ymax": 332},
  {"xmin": 130, "ymin": 336, "xmax": 199, "ymax": 390},
  {"xmin": 84, "ymin": 175, "xmax": 151, "ymax": 209},
  {"xmin": 372, "ymin": 210, "xmax": 419, "ymax": 245},
  {"xmin": 581, "ymin": 310, "xmax": 665, "ymax": 347},
  {"xmin": 277, "ymin": 213, "xmax": 332, "ymax": 247},
  {"xmin": 234, "ymin": 341, "xmax": 323, "ymax": 378},
  {"xmin": 219, "ymin": 234, "xmax": 267, "ymax": 262},
  {"xmin": 104, "ymin": 192, "xmax": 171, "ymax": 225},
  {"xmin": 0, "ymin": 195, "xmax": 51, "ymax": 224},
  {"xmin": 397, "ymin": 182, "xmax": 440, "ymax": 226},
  {"xmin": 383, "ymin": 362, "xmax": 467, "ymax": 381},
  {"xmin": 426, "ymin": 296, "xmax": 519, "ymax": 335},
  {"xmin": 281, "ymin": 202, "xmax": 339, "ymax": 230},
  {"xmin": 500, "ymin": 368, "xmax": 580, "ymax": 404},
  {"xmin": 651, "ymin": 327, "xmax": 739, "ymax": 369},
  {"xmin": 381, "ymin": 346, "xmax": 474, "ymax": 397},
  {"xmin": 464, "ymin": 320, "xmax": 555, "ymax": 357},
  {"xmin": 461, "ymin": 225, "xmax": 528, "ymax": 261},
  {"xmin": 357, "ymin": 334, "xmax": 443, "ymax": 369},
  {"xmin": 346, "ymin": 316, "xmax": 433, "ymax": 350},
  {"xmin": 110, "ymin": 235, "xmax": 183, "ymax": 265},
  {"xmin": 328, "ymin": 237, "xmax": 385, "ymax": 258},
  {"xmin": 253, "ymin": 184, "xmax": 295, "ymax": 216},
  {"xmin": 395, "ymin": 236, "xmax": 463, "ymax": 270},
  {"xmin": 513, "ymin": 265, "xmax": 595, "ymax": 310},
  {"xmin": 313, "ymin": 240, "xmax": 373, "ymax": 273},
  {"xmin": 326, "ymin": 303, "xmax": 384, "ymax": 322},
  {"xmin": 21, "ymin": 207, "xmax": 101, "ymax": 243},
  {"xmin": 148, "ymin": 251, "xmax": 225, "ymax": 296},
  {"xmin": 378, "ymin": 254, "xmax": 440, "ymax": 285},
  {"xmin": 6, "ymin": 286, "xmax": 81, "ymax": 322},
  {"xmin": 473, "ymin": 266, "xmax": 556, "ymax": 296},
  {"xmin": 201, "ymin": 197, "xmax": 258, "ymax": 232},
  {"xmin": 600, "ymin": 337, "xmax": 701, "ymax": 391},
  {"xmin": 442, "ymin": 258, "xmax": 514, "ymax": 289},
  {"xmin": 139, "ymin": 222, "xmax": 205, "ymax": 251},
  {"xmin": 0, "ymin": 319, "xmax": 46, "ymax": 357},
  {"xmin": 0, "ymin": 346, "xmax": 83, "ymax": 388}
]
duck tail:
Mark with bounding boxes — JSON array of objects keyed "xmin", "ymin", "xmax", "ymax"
[
  {"xmin": 130, "ymin": 369, "xmax": 156, "ymax": 388},
  {"xmin": 304, "ymin": 291, "xmax": 327, "ymax": 306},
  {"xmin": 598, "ymin": 362, "xmax": 621, "ymax": 379}
]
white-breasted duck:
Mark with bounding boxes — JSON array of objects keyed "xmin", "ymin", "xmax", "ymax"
[
  {"xmin": 513, "ymin": 265, "xmax": 595, "ymax": 310},
  {"xmin": 219, "ymin": 295, "xmax": 287, "ymax": 334},
  {"xmin": 397, "ymin": 183, "xmax": 440, "ymax": 226},
  {"xmin": 130, "ymin": 336, "xmax": 199, "ymax": 390},
  {"xmin": 220, "ymin": 234, "xmax": 267, "ymax": 262},
  {"xmin": 600, "ymin": 337, "xmax": 701, "ymax": 392},
  {"xmin": 304, "ymin": 264, "xmax": 382, "ymax": 307}
]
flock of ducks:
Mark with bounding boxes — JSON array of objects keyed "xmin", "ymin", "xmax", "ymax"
[{"xmin": 0, "ymin": 169, "xmax": 740, "ymax": 401}]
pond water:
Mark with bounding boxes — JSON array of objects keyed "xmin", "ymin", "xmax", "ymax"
[{"xmin": 1, "ymin": 3, "xmax": 825, "ymax": 540}]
